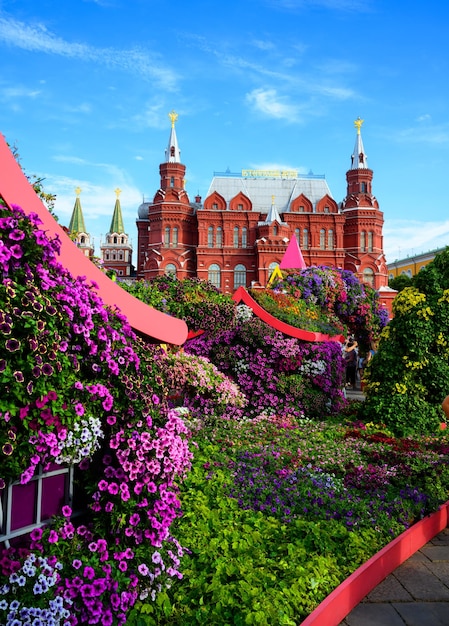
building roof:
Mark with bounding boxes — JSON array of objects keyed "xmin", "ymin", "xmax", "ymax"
[
  {"xmin": 109, "ymin": 190, "xmax": 125, "ymax": 234},
  {"xmin": 165, "ymin": 110, "xmax": 181, "ymax": 163},
  {"xmin": 68, "ymin": 190, "xmax": 87, "ymax": 234},
  {"xmin": 350, "ymin": 117, "xmax": 369, "ymax": 170},
  {"xmin": 206, "ymin": 171, "xmax": 333, "ymax": 213}
]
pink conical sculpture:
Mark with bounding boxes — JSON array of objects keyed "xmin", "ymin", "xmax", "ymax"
[{"xmin": 279, "ymin": 235, "xmax": 306, "ymax": 270}]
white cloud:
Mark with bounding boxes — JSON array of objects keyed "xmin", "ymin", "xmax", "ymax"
[
  {"xmin": 245, "ymin": 88, "xmax": 299, "ymax": 121},
  {"xmin": 384, "ymin": 218, "xmax": 449, "ymax": 262},
  {"xmin": 0, "ymin": 15, "xmax": 179, "ymax": 91}
]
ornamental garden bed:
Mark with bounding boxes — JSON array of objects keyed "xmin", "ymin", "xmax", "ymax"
[{"xmin": 130, "ymin": 411, "xmax": 449, "ymax": 624}]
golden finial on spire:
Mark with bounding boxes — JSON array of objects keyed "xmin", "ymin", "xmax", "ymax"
[
  {"xmin": 168, "ymin": 110, "xmax": 178, "ymax": 128},
  {"xmin": 75, "ymin": 186, "xmax": 82, "ymax": 196},
  {"xmin": 354, "ymin": 117, "xmax": 364, "ymax": 134},
  {"xmin": 271, "ymin": 195, "xmax": 275, "ymax": 204},
  {"xmin": 114, "ymin": 187, "xmax": 122, "ymax": 198}
]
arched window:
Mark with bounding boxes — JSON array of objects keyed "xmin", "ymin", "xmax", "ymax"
[
  {"xmin": 361, "ymin": 182, "xmax": 367, "ymax": 193},
  {"xmin": 268, "ymin": 262, "xmax": 278, "ymax": 282},
  {"xmin": 113, "ymin": 236, "xmax": 117, "ymax": 244},
  {"xmin": 368, "ymin": 231, "xmax": 373, "ymax": 252},
  {"xmin": 165, "ymin": 263, "xmax": 177, "ymax": 276},
  {"xmin": 233, "ymin": 227, "xmax": 239, "ymax": 248},
  {"xmin": 216, "ymin": 227, "xmax": 223, "ymax": 248},
  {"xmin": 363, "ymin": 268, "xmax": 374, "ymax": 286},
  {"xmin": 242, "ymin": 227, "xmax": 247, "ymax": 248},
  {"xmin": 234, "ymin": 264, "xmax": 246, "ymax": 289},
  {"xmin": 303, "ymin": 229, "xmax": 309, "ymax": 250},
  {"xmin": 208, "ymin": 226, "xmax": 214, "ymax": 248},
  {"xmin": 119, "ymin": 251, "xmax": 123, "ymax": 260},
  {"xmin": 328, "ymin": 229, "xmax": 334, "ymax": 250},
  {"xmin": 273, "ymin": 226, "xmax": 278, "ymax": 236},
  {"xmin": 320, "ymin": 229, "xmax": 326, "ymax": 250},
  {"xmin": 164, "ymin": 227, "xmax": 170, "ymax": 247},
  {"xmin": 80, "ymin": 236, "xmax": 85, "ymax": 244},
  {"xmin": 295, "ymin": 228, "xmax": 300, "ymax": 244},
  {"xmin": 360, "ymin": 231, "xmax": 366, "ymax": 252},
  {"xmin": 208, "ymin": 263, "xmax": 221, "ymax": 289},
  {"xmin": 170, "ymin": 176, "xmax": 174, "ymax": 187},
  {"xmin": 172, "ymin": 227, "xmax": 178, "ymax": 247}
]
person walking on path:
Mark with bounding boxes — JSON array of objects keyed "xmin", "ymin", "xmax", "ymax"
[{"xmin": 344, "ymin": 337, "xmax": 358, "ymax": 391}]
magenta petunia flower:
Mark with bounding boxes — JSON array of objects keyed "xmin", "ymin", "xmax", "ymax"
[
  {"xmin": 9, "ymin": 244, "xmax": 23, "ymax": 259},
  {"xmin": 62, "ymin": 505, "xmax": 72, "ymax": 518},
  {"xmin": 8, "ymin": 228, "xmax": 25, "ymax": 240}
]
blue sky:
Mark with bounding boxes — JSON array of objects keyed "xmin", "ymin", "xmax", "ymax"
[{"xmin": 1, "ymin": 0, "xmax": 448, "ymax": 264}]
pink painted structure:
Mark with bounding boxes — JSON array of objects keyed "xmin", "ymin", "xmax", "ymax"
[
  {"xmin": 232, "ymin": 286, "xmax": 344, "ymax": 343},
  {"xmin": 301, "ymin": 499, "xmax": 449, "ymax": 625},
  {"xmin": 0, "ymin": 133, "xmax": 188, "ymax": 345}
]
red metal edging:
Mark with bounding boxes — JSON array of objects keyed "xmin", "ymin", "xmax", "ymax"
[
  {"xmin": 301, "ymin": 499, "xmax": 449, "ymax": 626},
  {"xmin": 0, "ymin": 133, "xmax": 188, "ymax": 345},
  {"xmin": 232, "ymin": 286, "xmax": 344, "ymax": 343}
]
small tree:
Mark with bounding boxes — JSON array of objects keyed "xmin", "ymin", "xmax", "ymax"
[
  {"xmin": 389, "ymin": 274, "xmax": 412, "ymax": 292},
  {"xmin": 361, "ymin": 248, "xmax": 449, "ymax": 435}
]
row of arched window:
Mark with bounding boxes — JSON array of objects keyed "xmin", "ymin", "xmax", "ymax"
[
  {"xmin": 165, "ymin": 263, "xmax": 247, "ymax": 289},
  {"xmin": 104, "ymin": 251, "xmax": 127, "ymax": 261},
  {"xmin": 164, "ymin": 227, "xmax": 179, "ymax": 247},
  {"xmin": 360, "ymin": 231, "xmax": 374, "ymax": 252},
  {"xmin": 207, "ymin": 226, "xmax": 248, "ymax": 248},
  {"xmin": 294, "ymin": 228, "xmax": 334, "ymax": 250}
]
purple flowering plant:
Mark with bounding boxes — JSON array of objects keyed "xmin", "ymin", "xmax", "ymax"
[
  {"xmin": 0, "ymin": 201, "xmax": 193, "ymax": 624},
  {"xmin": 185, "ymin": 316, "xmax": 346, "ymax": 420},
  {"xmin": 267, "ymin": 266, "xmax": 389, "ymax": 349}
]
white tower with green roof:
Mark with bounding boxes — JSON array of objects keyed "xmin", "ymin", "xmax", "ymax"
[
  {"xmin": 100, "ymin": 188, "xmax": 133, "ymax": 278},
  {"xmin": 68, "ymin": 187, "xmax": 94, "ymax": 258}
]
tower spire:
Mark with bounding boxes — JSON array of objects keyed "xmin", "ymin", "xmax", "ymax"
[
  {"xmin": 350, "ymin": 117, "xmax": 368, "ymax": 169},
  {"xmin": 69, "ymin": 187, "xmax": 87, "ymax": 234},
  {"xmin": 109, "ymin": 188, "xmax": 125, "ymax": 234},
  {"xmin": 165, "ymin": 110, "xmax": 181, "ymax": 163}
]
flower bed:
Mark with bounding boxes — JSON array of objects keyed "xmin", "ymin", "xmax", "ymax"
[{"xmin": 131, "ymin": 411, "xmax": 449, "ymax": 624}]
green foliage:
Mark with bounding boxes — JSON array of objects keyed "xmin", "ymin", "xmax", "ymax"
[
  {"xmin": 120, "ymin": 275, "xmax": 235, "ymax": 333},
  {"xmin": 388, "ymin": 274, "xmax": 412, "ymax": 292}
]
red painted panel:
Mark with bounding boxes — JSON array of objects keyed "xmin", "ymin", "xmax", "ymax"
[
  {"xmin": 11, "ymin": 482, "xmax": 37, "ymax": 530},
  {"xmin": 0, "ymin": 133, "xmax": 188, "ymax": 345},
  {"xmin": 301, "ymin": 499, "xmax": 449, "ymax": 625},
  {"xmin": 41, "ymin": 474, "xmax": 66, "ymax": 521},
  {"xmin": 232, "ymin": 287, "xmax": 344, "ymax": 343}
]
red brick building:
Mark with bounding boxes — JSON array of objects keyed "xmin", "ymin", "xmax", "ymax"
[{"xmin": 136, "ymin": 113, "xmax": 388, "ymax": 293}]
